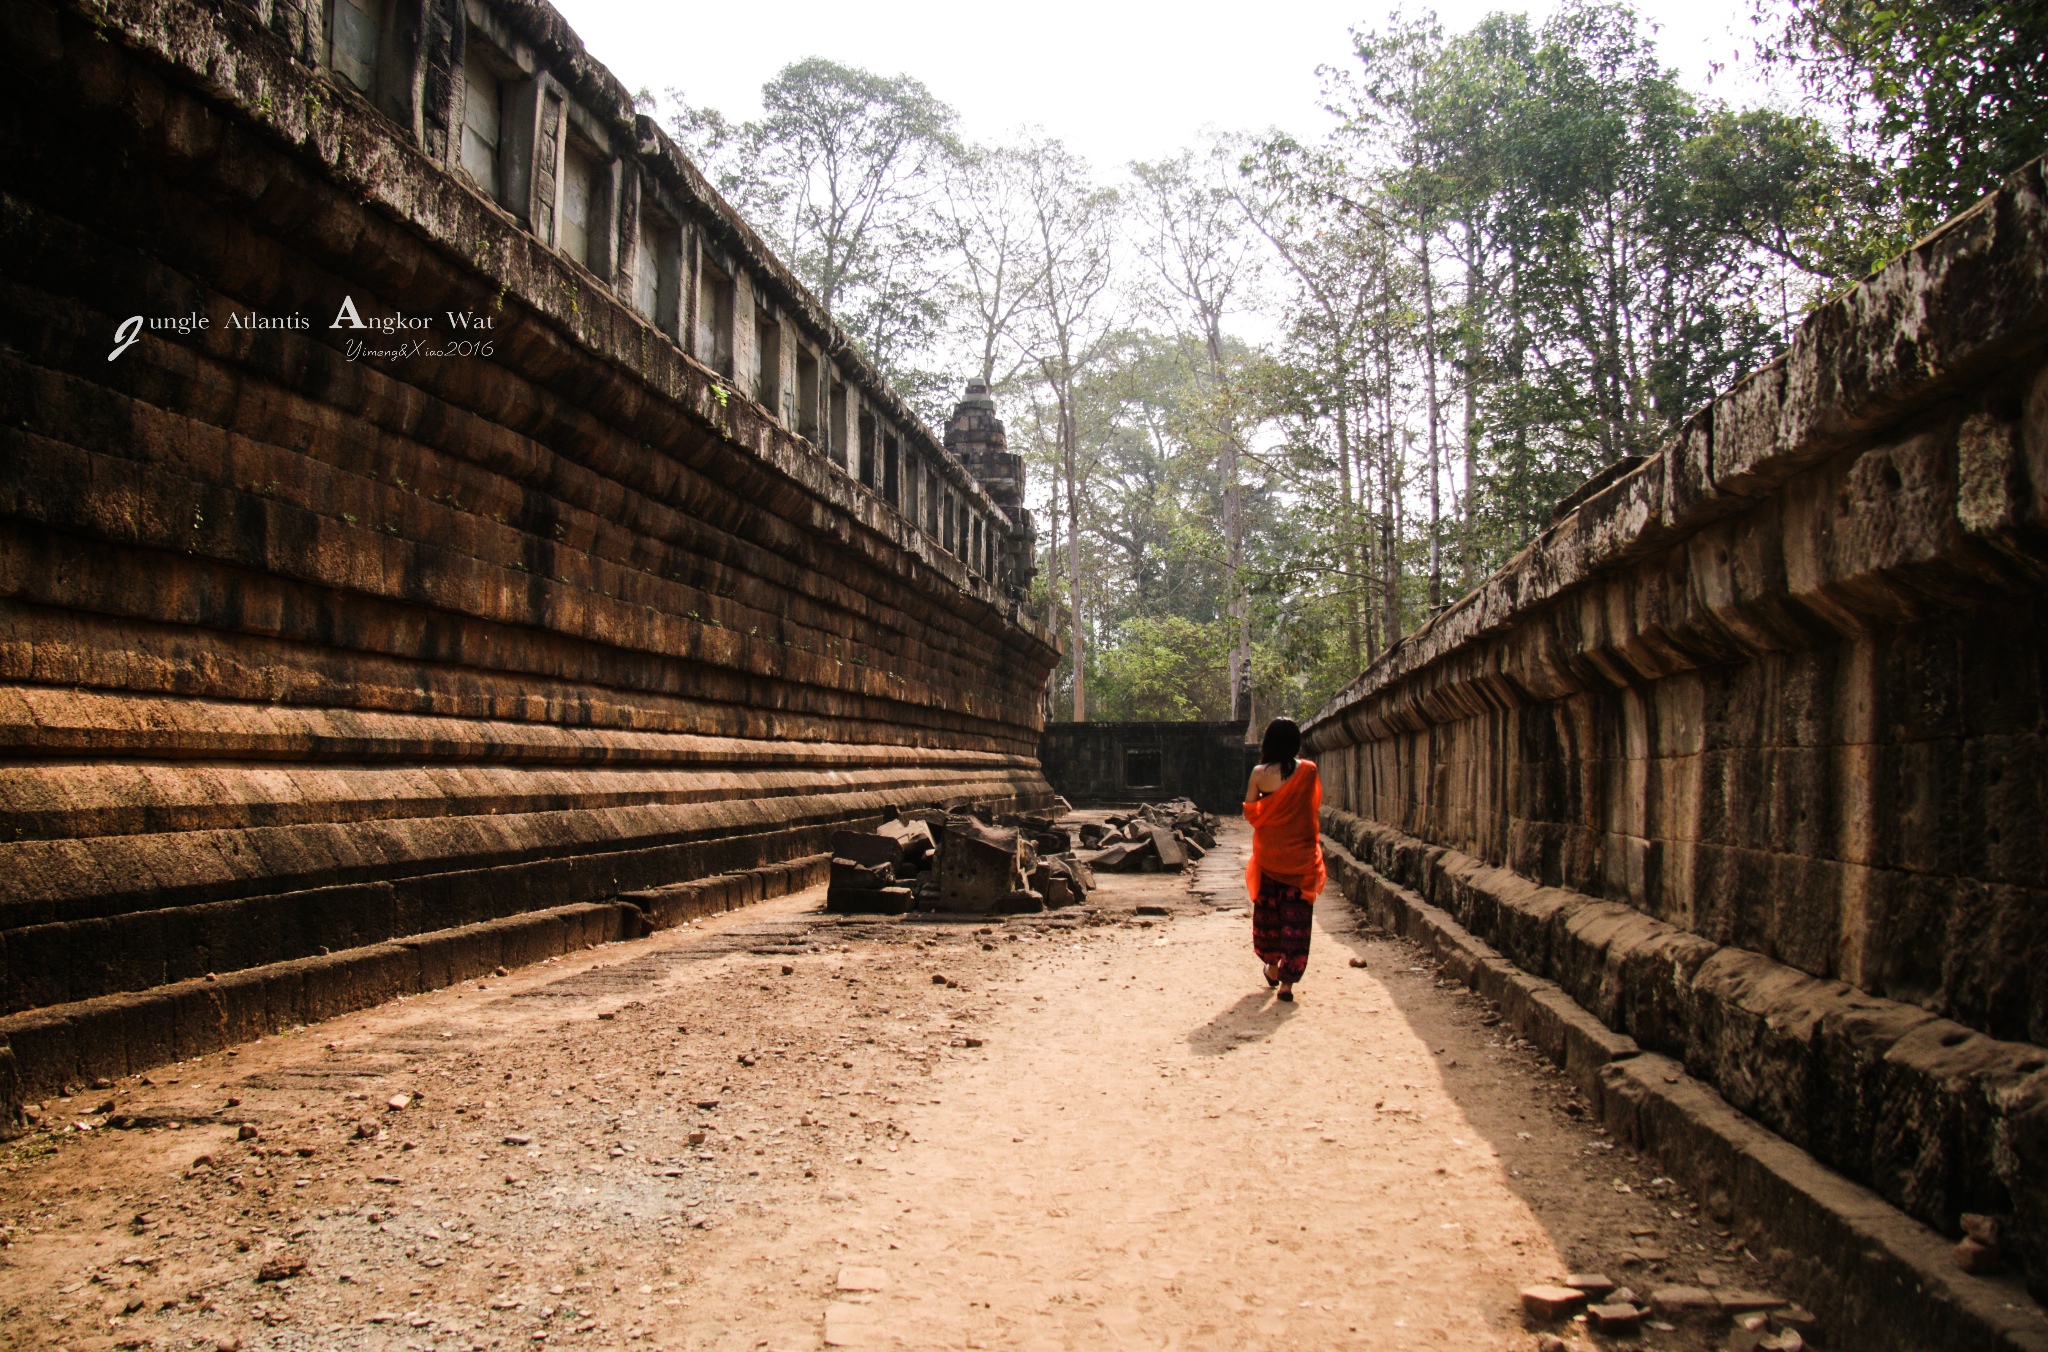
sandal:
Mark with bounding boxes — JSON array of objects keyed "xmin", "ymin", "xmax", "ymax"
[{"xmin": 1277, "ymin": 988, "xmax": 1295, "ymax": 1002}]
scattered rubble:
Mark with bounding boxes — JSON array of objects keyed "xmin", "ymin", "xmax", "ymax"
[
  {"xmin": 1075, "ymin": 800, "xmax": 1220, "ymax": 875},
  {"xmin": 825, "ymin": 807, "xmax": 1099, "ymax": 915}
]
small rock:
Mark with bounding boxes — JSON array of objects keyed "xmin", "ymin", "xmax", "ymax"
[
  {"xmin": 782, "ymin": 964, "xmax": 794, "ymax": 975},
  {"xmin": 1961, "ymin": 1213, "xmax": 2003, "ymax": 1246},
  {"xmin": 1649, "ymin": 1286, "xmax": 1719, "ymax": 1318},
  {"xmin": 1520, "ymin": 1284, "xmax": 1588, "ymax": 1321},
  {"xmin": 355, "ymin": 1120, "xmax": 379, "ymax": 1140},
  {"xmin": 1760, "ymin": 1333, "xmax": 1804, "ymax": 1352},
  {"xmin": 688, "ymin": 1131, "xmax": 706, "ymax": 1146},
  {"xmin": 932, "ymin": 973, "xmax": 949, "ymax": 985},
  {"xmin": 1349, "ymin": 957, "xmax": 1368, "ymax": 968},
  {"xmin": 1771, "ymin": 1306, "xmax": 1820, "ymax": 1336},
  {"xmin": 1587, "ymin": 1303, "xmax": 1642, "ymax": 1335},
  {"xmin": 256, "ymin": 1251, "xmax": 307, "ymax": 1282},
  {"xmin": 1610, "ymin": 1287, "xmax": 1639, "ymax": 1306},
  {"xmin": 836, "ymin": 1265, "xmax": 888, "ymax": 1291},
  {"xmin": 1717, "ymin": 1289, "xmax": 1788, "ymax": 1313},
  {"xmin": 1955, "ymin": 1236, "xmax": 2001, "ymax": 1273},
  {"xmin": 237, "ymin": 1124, "xmax": 259, "ymax": 1140},
  {"xmin": 502, "ymin": 1134, "xmax": 532, "ymax": 1147},
  {"xmin": 1534, "ymin": 1336, "xmax": 1568, "ymax": 1352},
  {"xmin": 597, "ymin": 1012, "xmax": 615, "ymax": 1021},
  {"xmin": 216, "ymin": 1336, "xmax": 242, "ymax": 1352},
  {"xmin": 385, "ymin": 1095, "xmax": 410, "ymax": 1112},
  {"xmin": 494, "ymin": 966, "xmax": 508, "ymax": 976},
  {"xmin": 1565, "ymin": 1273, "xmax": 1614, "ymax": 1299}
]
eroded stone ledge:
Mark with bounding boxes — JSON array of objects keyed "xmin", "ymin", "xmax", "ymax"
[{"xmin": 1323, "ymin": 806, "xmax": 2048, "ymax": 1301}]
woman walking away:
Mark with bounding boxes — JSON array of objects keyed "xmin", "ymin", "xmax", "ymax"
[{"xmin": 1243, "ymin": 717, "xmax": 1327, "ymax": 1002}]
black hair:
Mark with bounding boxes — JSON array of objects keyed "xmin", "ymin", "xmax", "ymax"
[{"xmin": 1260, "ymin": 717, "xmax": 1302, "ymax": 779}]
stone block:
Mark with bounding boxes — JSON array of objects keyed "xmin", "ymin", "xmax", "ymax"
[
  {"xmin": 1519, "ymin": 1284, "xmax": 1587, "ymax": 1321},
  {"xmin": 830, "ymin": 831, "xmax": 903, "ymax": 870},
  {"xmin": 830, "ymin": 858, "xmax": 893, "ymax": 894},
  {"xmin": 1149, "ymin": 826, "xmax": 1188, "ymax": 871},
  {"xmin": 827, "ymin": 885, "xmax": 911, "ymax": 914},
  {"xmin": 1587, "ymin": 1302, "xmax": 1642, "ymax": 1335},
  {"xmin": 938, "ymin": 819, "xmax": 1027, "ymax": 913}
]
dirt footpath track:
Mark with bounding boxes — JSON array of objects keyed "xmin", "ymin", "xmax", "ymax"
[{"xmin": 0, "ymin": 821, "xmax": 1794, "ymax": 1351}]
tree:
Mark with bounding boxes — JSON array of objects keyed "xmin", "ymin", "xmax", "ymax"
[
  {"xmin": 666, "ymin": 60, "xmax": 959, "ymax": 405},
  {"xmin": 1130, "ymin": 141, "xmax": 1263, "ymax": 720},
  {"xmin": 1014, "ymin": 137, "xmax": 1122, "ymax": 722},
  {"xmin": 941, "ymin": 144, "xmax": 1046, "ymax": 390},
  {"xmin": 1760, "ymin": 0, "xmax": 2048, "ymax": 240}
]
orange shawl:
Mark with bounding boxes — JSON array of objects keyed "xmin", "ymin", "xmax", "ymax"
[{"xmin": 1243, "ymin": 758, "xmax": 1326, "ymax": 901}]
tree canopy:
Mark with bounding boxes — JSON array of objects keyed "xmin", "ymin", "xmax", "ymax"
[{"xmin": 664, "ymin": 0, "xmax": 2047, "ymax": 727}]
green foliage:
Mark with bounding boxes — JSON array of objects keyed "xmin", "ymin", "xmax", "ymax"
[
  {"xmin": 666, "ymin": 59, "xmax": 960, "ymax": 413},
  {"xmin": 1761, "ymin": 0, "xmax": 2048, "ymax": 237},
  {"xmin": 658, "ymin": 8, "xmax": 1977, "ymax": 731},
  {"xmin": 1088, "ymin": 615, "xmax": 1232, "ymax": 720}
]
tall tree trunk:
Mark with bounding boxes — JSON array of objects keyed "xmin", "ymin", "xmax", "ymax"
[
  {"xmin": 1461, "ymin": 220, "xmax": 1483, "ymax": 593},
  {"xmin": 1205, "ymin": 320, "xmax": 1250, "ymax": 724},
  {"xmin": 1335, "ymin": 403, "xmax": 1361, "ymax": 674},
  {"xmin": 1062, "ymin": 387, "xmax": 1085, "ymax": 723},
  {"xmin": 1420, "ymin": 231, "xmax": 1443, "ymax": 611},
  {"xmin": 1045, "ymin": 474, "xmax": 1061, "ymax": 625},
  {"xmin": 1377, "ymin": 245, "xmax": 1402, "ymax": 646}
]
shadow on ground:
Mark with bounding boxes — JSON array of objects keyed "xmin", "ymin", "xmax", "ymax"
[{"xmin": 1186, "ymin": 989, "xmax": 1299, "ymax": 1055}]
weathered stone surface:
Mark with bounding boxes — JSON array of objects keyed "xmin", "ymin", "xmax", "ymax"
[
  {"xmin": 1038, "ymin": 720, "xmax": 1254, "ymax": 812},
  {"xmin": 1520, "ymin": 1284, "xmax": 1588, "ymax": 1321},
  {"xmin": 830, "ymin": 833, "xmax": 905, "ymax": 871},
  {"xmin": 0, "ymin": 0, "xmax": 1059, "ymax": 1113},
  {"xmin": 1307, "ymin": 155, "xmax": 2048, "ymax": 1295},
  {"xmin": 935, "ymin": 819, "xmax": 1032, "ymax": 913}
]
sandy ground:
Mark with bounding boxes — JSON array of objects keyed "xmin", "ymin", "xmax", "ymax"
[{"xmin": 0, "ymin": 819, "xmax": 1797, "ymax": 1351}]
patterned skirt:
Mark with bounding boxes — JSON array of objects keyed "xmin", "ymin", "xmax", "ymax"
[{"xmin": 1252, "ymin": 876, "xmax": 1316, "ymax": 983}]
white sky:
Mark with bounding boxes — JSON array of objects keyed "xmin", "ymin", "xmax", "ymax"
[{"xmin": 552, "ymin": 0, "xmax": 1785, "ymax": 175}]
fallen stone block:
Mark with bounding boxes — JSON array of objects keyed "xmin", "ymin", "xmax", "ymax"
[
  {"xmin": 1648, "ymin": 1285, "xmax": 1721, "ymax": 1319},
  {"xmin": 936, "ymin": 819, "xmax": 1030, "ymax": 913},
  {"xmin": 1520, "ymin": 1284, "xmax": 1588, "ymax": 1321},
  {"xmin": 830, "ymin": 858, "xmax": 893, "ymax": 893},
  {"xmin": 1087, "ymin": 843, "xmax": 1133, "ymax": 871},
  {"xmin": 1149, "ymin": 826, "xmax": 1188, "ymax": 871},
  {"xmin": 1716, "ymin": 1290, "xmax": 1787, "ymax": 1313},
  {"xmin": 826, "ymin": 886, "xmax": 911, "ymax": 915},
  {"xmin": 877, "ymin": 819, "xmax": 933, "ymax": 862},
  {"xmin": 1587, "ymin": 1303, "xmax": 1643, "ymax": 1335},
  {"xmin": 830, "ymin": 831, "xmax": 904, "ymax": 870}
]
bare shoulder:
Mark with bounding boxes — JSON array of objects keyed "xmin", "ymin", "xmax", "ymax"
[{"xmin": 1246, "ymin": 761, "xmax": 1284, "ymax": 797}]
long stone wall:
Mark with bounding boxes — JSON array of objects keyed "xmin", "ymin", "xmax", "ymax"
[
  {"xmin": 1305, "ymin": 158, "xmax": 2048, "ymax": 1292},
  {"xmin": 0, "ymin": 0, "xmax": 1058, "ymax": 1108}
]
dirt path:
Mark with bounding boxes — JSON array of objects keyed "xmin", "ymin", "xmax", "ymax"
[{"xmin": 0, "ymin": 821, "xmax": 1794, "ymax": 1351}]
